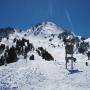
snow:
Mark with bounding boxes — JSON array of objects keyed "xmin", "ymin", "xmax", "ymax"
[
  {"xmin": 27, "ymin": 21, "xmax": 63, "ymax": 38},
  {"xmin": 0, "ymin": 21, "xmax": 90, "ymax": 90},
  {"xmin": 0, "ymin": 48, "xmax": 90, "ymax": 90},
  {"xmin": 85, "ymin": 38, "xmax": 90, "ymax": 44}
]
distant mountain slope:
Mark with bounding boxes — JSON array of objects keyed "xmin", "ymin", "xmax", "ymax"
[
  {"xmin": 0, "ymin": 27, "xmax": 15, "ymax": 38},
  {"xmin": 26, "ymin": 21, "xmax": 63, "ymax": 37}
]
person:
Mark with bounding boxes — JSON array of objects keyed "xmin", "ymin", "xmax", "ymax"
[
  {"xmin": 85, "ymin": 61, "xmax": 88, "ymax": 66},
  {"xmin": 4, "ymin": 52, "xmax": 8, "ymax": 66},
  {"xmin": 87, "ymin": 51, "xmax": 90, "ymax": 60}
]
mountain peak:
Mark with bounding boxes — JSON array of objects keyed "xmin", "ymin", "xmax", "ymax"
[
  {"xmin": 27, "ymin": 21, "xmax": 64, "ymax": 37},
  {"xmin": 42, "ymin": 21, "xmax": 57, "ymax": 26}
]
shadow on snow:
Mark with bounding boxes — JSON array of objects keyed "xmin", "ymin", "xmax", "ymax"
[{"xmin": 68, "ymin": 69, "xmax": 83, "ymax": 75}]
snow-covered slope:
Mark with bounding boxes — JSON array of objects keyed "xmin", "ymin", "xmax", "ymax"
[
  {"xmin": 26, "ymin": 21, "xmax": 63, "ymax": 38},
  {"xmin": 0, "ymin": 45, "xmax": 90, "ymax": 90},
  {"xmin": 0, "ymin": 21, "xmax": 90, "ymax": 90}
]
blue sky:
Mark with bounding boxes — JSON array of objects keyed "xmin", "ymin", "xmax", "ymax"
[{"xmin": 0, "ymin": 0, "xmax": 90, "ymax": 37}]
